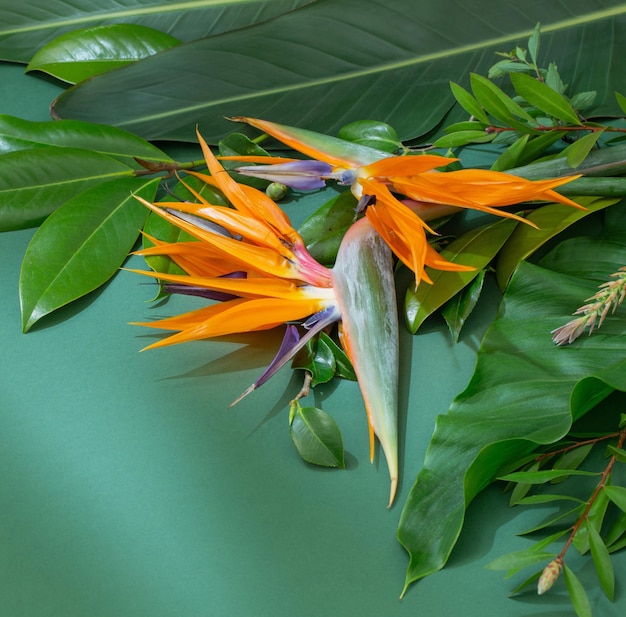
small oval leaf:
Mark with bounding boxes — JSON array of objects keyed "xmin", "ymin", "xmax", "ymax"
[
  {"xmin": 338, "ymin": 120, "xmax": 402, "ymax": 153},
  {"xmin": 27, "ymin": 24, "xmax": 182, "ymax": 83},
  {"xmin": 289, "ymin": 405, "xmax": 345, "ymax": 468}
]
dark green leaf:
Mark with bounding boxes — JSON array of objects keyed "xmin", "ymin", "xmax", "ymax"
[
  {"xmin": 508, "ymin": 460, "xmax": 539, "ymax": 505},
  {"xmin": 494, "ymin": 197, "xmax": 620, "ymax": 291},
  {"xmin": 26, "ymin": 24, "xmax": 181, "ymax": 84},
  {"xmin": 338, "ymin": 120, "xmax": 402, "ymax": 153},
  {"xmin": 318, "ymin": 332, "xmax": 356, "ymax": 381},
  {"xmin": 289, "ymin": 404, "xmax": 345, "ymax": 468},
  {"xmin": 604, "ymin": 485, "xmax": 626, "ymax": 513},
  {"xmin": 516, "ymin": 130, "xmax": 566, "ymax": 165},
  {"xmin": 0, "ymin": 115, "xmax": 173, "ymax": 165},
  {"xmin": 441, "ymin": 268, "xmax": 486, "ymax": 343},
  {"xmin": 307, "ymin": 336, "xmax": 337, "ymax": 387},
  {"xmin": 50, "ymin": 1, "xmax": 626, "ymax": 142},
  {"xmin": 406, "ymin": 217, "xmax": 517, "ymax": 333},
  {"xmin": 218, "ymin": 133, "xmax": 270, "ymax": 158},
  {"xmin": 510, "ymin": 72, "xmax": 583, "ymax": 125},
  {"xmin": 19, "ymin": 177, "xmax": 159, "ymax": 331},
  {"xmin": 0, "ymin": 146, "xmax": 134, "ymax": 231},
  {"xmin": 586, "ymin": 519, "xmax": 615, "ymax": 600},
  {"xmin": 563, "ymin": 565, "xmax": 592, "ymax": 617},
  {"xmin": 298, "ymin": 191, "xmax": 357, "ymax": 266},
  {"xmin": 0, "ymin": 0, "xmax": 317, "ymax": 63},
  {"xmin": 606, "ymin": 444, "xmax": 626, "ymax": 463},
  {"xmin": 398, "ymin": 225, "xmax": 626, "ymax": 592}
]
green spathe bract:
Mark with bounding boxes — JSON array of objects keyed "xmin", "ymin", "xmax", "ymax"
[{"xmin": 331, "ymin": 217, "xmax": 399, "ymax": 506}]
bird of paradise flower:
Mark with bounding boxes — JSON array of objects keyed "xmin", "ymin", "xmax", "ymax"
[
  {"xmin": 227, "ymin": 117, "xmax": 584, "ymax": 285},
  {"xmin": 131, "ymin": 130, "xmax": 401, "ymax": 506}
]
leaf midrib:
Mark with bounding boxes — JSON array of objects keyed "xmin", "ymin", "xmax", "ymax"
[{"xmin": 112, "ymin": 5, "xmax": 626, "ymax": 127}]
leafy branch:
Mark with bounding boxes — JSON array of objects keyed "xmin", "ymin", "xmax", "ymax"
[{"xmin": 490, "ymin": 418, "xmax": 626, "ymax": 616}]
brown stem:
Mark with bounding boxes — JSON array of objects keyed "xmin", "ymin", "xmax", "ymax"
[
  {"xmin": 535, "ymin": 432, "xmax": 621, "ymax": 462},
  {"xmin": 558, "ymin": 428, "xmax": 626, "ymax": 559}
]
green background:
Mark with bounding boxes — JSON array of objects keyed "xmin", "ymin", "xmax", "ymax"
[{"xmin": 1, "ymin": 62, "xmax": 624, "ymax": 616}]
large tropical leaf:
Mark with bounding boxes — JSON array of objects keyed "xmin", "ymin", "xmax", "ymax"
[
  {"xmin": 0, "ymin": 0, "xmax": 317, "ymax": 63},
  {"xmin": 51, "ymin": 0, "xmax": 626, "ymax": 142},
  {"xmin": 397, "ymin": 207, "xmax": 626, "ymax": 595}
]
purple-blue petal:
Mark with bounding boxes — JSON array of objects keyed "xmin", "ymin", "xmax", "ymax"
[{"xmin": 235, "ymin": 160, "xmax": 333, "ymax": 191}]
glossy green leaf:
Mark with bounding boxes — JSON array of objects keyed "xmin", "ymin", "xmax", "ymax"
[
  {"xmin": 405, "ymin": 217, "xmax": 518, "ymax": 333},
  {"xmin": 510, "ymin": 72, "xmax": 583, "ymax": 125},
  {"xmin": 586, "ymin": 519, "xmax": 615, "ymax": 600},
  {"xmin": 50, "ymin": 1, "xmax": 626, "ymax": 142},
  {"xmin": 26, "ymin": 24, "xmax": 181, "ymax": 84},
  {"xmin": 0, "ymin": 0, "xmax": 317, "ymax": 63},
  {"xmin": 398, "ymin": 222, "xmax": 626, "ymax": 594},
  {"xmin": 604, "ymin": 485, "xmax": 626, "ymax": 513},
  {"xmin": 306, "ymin": 336, "xmax": 337, "ymax": 387},
  {"xmin": 298, "ymin": 191, "xmax": 357, "ymax": 266},
  {"xmin": 338, "ymin": 120, "xmax": 403, "ymax": 153},
  {"xmin": 563, "ymin": 565, "xmax": 592, "ymax": 617},
  {"xmin": 494, "ymin": 196, "xmax": 620, "ymax": 291},
  {"xmin": 19, "ymin": 177, "xmax": 159, "ymax": 332},
  {"xmin": 289, "ymin": 404, "xmax": 345, "ymax": 468},
  {"xmin": 0, "ymin": 115, "xmax": 172, "ymax": 164},
  {"xmin": 318, "ymin": 332, "xmax": 356, "ymax": 381},
  {"xmin": 0, "ymin": 146, "xmax": 134, "ymax": 231},
  {"xmin": 441, "ymin": 268, "xmax": 486, "ymax": 343}
]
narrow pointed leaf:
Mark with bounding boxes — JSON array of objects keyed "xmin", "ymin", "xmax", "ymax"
[
  {"xmin": 510, "ymin": 72, "xmax": 583, "ymax": 125},
  {"xmin": 485, "ymin": 550, "xmax": 556, "ymax": 578},
  {"xmin": 0, "ymin": 0, "xmax": 317, "ymax": 63},
  {"xmin": 499, "ymin": 469, "xmax": 600, "ymax": 483},
  {"xmin": 562, "ymin": 130, "xmax": 604, "ymax": 168},
  {"xmin": 406, "ymin": 217, "xmax": 517, "ymax": 333},
  {"xmin": 289, "ymin": 405, "xmax": 345, "ymax": 468},
  {"xmin": 26, "ymin": 24, "xmax": 182, "ymax": 84},
  {"xmin": 0, "ymin": 146, "xmax": 134, "ymax": 231},
  {"xmin": 0, "ymin": 115, "xmax": 173, "ymax": 164},
  {"xmin": 604, "ymin": 485, "xmax": 626, "ymax": 513},
  {"xmin": 441, "ymin": 268, "xmax": 486, "ymax": 343},
  {"xmin": 51, "ymin": 0, "xmax": 626, "ymax": 142},
  {"xmin": 20, "ymin": 177, "xmax": 159, "ymax": 331},
  {"xmin": 470, "ymin": 73, "xmax": 537, "ymax": 126},
  {"xmin": 495, "ymin": 196, "xmax": 619, "ymax": 291},
  {"xmin": 563, "ymin": 565, "xmax": 592, "ymax": 617},
  {"xmin": 586, "ymin": 520, "xmax": 615, "ymax": 600},
  {"xmin": 398, "ymin": 222, "xmax": 626, "ymax": 593}
]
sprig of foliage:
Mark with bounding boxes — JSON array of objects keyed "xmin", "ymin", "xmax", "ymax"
[
  {"xmin": 436, "ymin": 24, "xmax": 626, "ymax": 172},
  {"xmin": 490, "ymin": 418, "xmax": 626, "ymax": 616}
]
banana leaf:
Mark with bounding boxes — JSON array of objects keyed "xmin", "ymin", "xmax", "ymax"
[
  {"xmin": 398, "ymin": 205, "xmax": 626, "ymax": 595},
  {"xmin": 0, "ymin": 0, "xmax": 317, "ymax": 62},
  {"xmin": 51, "ymin": 0, "xmax": 626, "ymax": 142}
]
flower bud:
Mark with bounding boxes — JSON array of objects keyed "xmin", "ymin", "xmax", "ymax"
[{"xmin": 537, "ymin": 557, "xmax": 563, "ymax": 595}]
